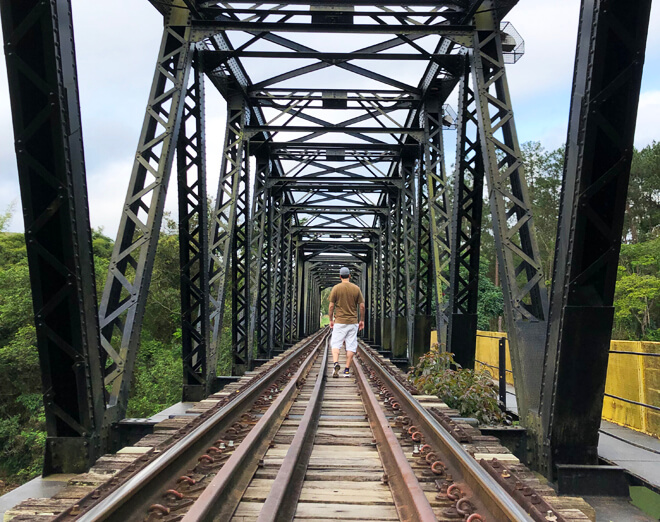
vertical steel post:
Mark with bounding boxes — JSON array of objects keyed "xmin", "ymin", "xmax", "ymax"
[
  {"xmin": 210, "ymin": 95, "xmax": 249, "ymax": 376},
  {"xmin": 387, "ymin": 190, "xmax": 402, "ymax": 357},
  {"xmin": 378, "ymin": 217, "xmax": 388, "ymax": 348},
  {"xmin": 447, "ymin": 57, "xmax": 485, "ymax": 367},
  {"xmin": 402, "ymin": 151, "xmax": 417, "ymax": 362},
  {"xmin": 247, "ymin": 153, "xmax": 270, "ymax": 364},
  {"xmin": 422, "ymin": 104, "xmax": 451, "ymax": 346},
  {"xmin": 256, "ymin": 181, "xmax": 273, "ymax": 359},
  {"xmin": 178, "ymin": 50, "xmax": 211, "ymax": 401},
  {"xmin": 0, "ymin": 0, "xmax": 105, "ymax": 474},
  {"xmin": 280, "ymin": 214, "xmax": 294, "ymax": 346},
  {"xmin": 271, "ymin": 201, "xmax": 285, "ymax": 351},
  {"xmin": 539, "ymin": 0, "xmax": 652, "ymax": 477},
  {"xmin": 231, "ymin": 116, "xmax": 251, "ymax": 374},
  {"xmin": 472, "ymin": 3, "xmax": 548, "ymax": 419},
  {"xmin": 499, "ymin": 337, "xmax": 507, "ymax": 409}
]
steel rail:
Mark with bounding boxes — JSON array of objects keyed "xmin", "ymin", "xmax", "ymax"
[
  {"xmin": 257, "ymin": 337, "xmax": 329, "ymax": 522},
  {"xmin": 358, "ymin": 342, "xmax": 536, "ymax": 522},
  {"xmin": 68, "ymin": 330, "xmax": 326, "ymax": 521},
  {"xmin": 181, "ymin": 335, "xmax": 326, "ymax": 521},
  {"xmin": 353, "ymin": 350, "xmax": 437, "ymax": 522}
]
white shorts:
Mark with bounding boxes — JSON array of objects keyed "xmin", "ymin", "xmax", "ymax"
[{"xmin": 330, "ymin": 323, "xmax": 359, "ymax": 353}]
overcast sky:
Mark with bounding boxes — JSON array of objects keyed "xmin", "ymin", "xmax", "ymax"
[{"xmin": 0, "ymin": 1, "xmax": 659, "ymax": 235}]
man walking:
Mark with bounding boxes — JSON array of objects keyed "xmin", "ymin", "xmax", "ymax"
[{"xmin": 329, "ymin": 267, "xmax": 365, "ymax": 378}]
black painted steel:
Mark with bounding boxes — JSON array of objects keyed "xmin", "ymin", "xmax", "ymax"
[
  {"xmin": 178, "ymin": 51, "xmax": 212, "ymax": 401},
  {"xmin": 472, "ymin": 2, "xmax": 547, "ymax": 420},
  {"xmin": 447, "ymin": 57, "xmax": 484, "ymax": 366},
  {"xmin": 539, "ymin": 0, "xmax": 653, "ymax": 478},
  {"xmin": 98, "ymin": 21, "xmax": 193, "ymax": 424},
  {"xmin": 5, "ymin": 0, "xmax": 605, "ymax": 480},
  {"xmin": 0, "ymin": 0, "xmax": 105, "ymax": 474}
]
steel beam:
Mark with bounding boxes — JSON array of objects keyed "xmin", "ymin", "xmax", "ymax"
[
  {"xmin": 401, "ymin": 150, "xmax": 419, "ymax": 363},
  {"xmin": 209, "ymin": 96, "xmax": 250, "ymax": 375},
  {"xmin": 231, "ymin": 128, "xmax": 251, "ymax": 373},
  {"xmin": 178, "ymin": 51, "xmax": 212, "ymax": 402},
  {"xmin": 98, "ymin": 21, "xmax": 193, "ymax": 425},
  {"xmin": 539, "ymin": 0, "xmax": 652, "ymax": 478},
  {"xmin": 250, "ymin": 155, "xmax": 272, "ymax": 360},
  {"xmin": 422, "ymin": 103, "xmax": 451, "ymax": 344},
  {"xmin": 0, "ymin": 0, "xmax": 105, "ymax": 474},
  {"xmin": 472, "ymin": 2, "xmax": 547, "ymax": 419},
  {"xmin": 447, "ymin": 57, "xmax": 484, "ymax": 367},
  {"xmin": 193, "ymin": 20, "xmax": 474, "ymax": 36}
]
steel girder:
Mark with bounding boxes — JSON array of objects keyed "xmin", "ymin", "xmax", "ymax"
[
  {"xmin": 209, "ymin": 98, "xmax": 250, "ymax": 375},
  {"xmin": 0, "ymin": 0, "xmax": 105, "ymax": 474},
  {"xmin": 178, "ymin": 52, "xmax": 212, "ymax": 401},
  {"xmin": 279, "ymin": 214, "xmax": 295, "ymax": 346},
  {"xmin": 231, "ymin": 118, "xmax": 251, "ymax": 373},
  {"xmin": 98, "ymin": 21, "xmax": 194, "ymax": 425},
  {"xmin": 2, "ymin": 2, "xmax": 540, "ymax": 472},
  {"xmin": 421, "ymin": 104, "xmax": 452, "ymax": 341},
  {"xmin": 402, "ymin": 151, "xmax": 419, "ymax": 362},
  {"xmin": 538, "ymin": 0, "xmax": 652, "ymax": 477},
  {"xmin": 269, "ymin": 195, "xmax": 286, "ymax": 354},
  {"xmin": 471, "ymin": 3, "xmax": 547, "ymax": 420},
  {"xmin": 447, "ymin": 57, "xmax": 485, "ymax": 368},
  {"xmin": 250, "ymin": 155, "xmax": 272, "ymax": 360}
]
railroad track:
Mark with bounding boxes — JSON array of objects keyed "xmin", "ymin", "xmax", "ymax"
[{"xmin": 7, "ymin": 331, "xmax": 596, "ymax": 522}]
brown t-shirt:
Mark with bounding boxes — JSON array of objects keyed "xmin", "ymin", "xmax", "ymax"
[{"xmin": 329, "ymin": 282, "xmax": 365, "ymax": 324}]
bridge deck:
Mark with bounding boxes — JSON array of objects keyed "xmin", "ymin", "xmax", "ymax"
[{"xmin": 0, "ymin": 335, "xmax": 611, "ymax": 521}]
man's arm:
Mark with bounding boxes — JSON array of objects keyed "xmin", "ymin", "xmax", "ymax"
[
  {"xmin": 328, "ymin": 302, "xmax": 335, "ymax": 328},
  {"xmin": 358, "ymin": 302, "xmax": 365, "ymax": 331}
]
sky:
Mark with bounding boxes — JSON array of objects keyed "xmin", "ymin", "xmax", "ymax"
[{"xmin": 0, "ymin": 1, "xmax": 659, "ymax": 236}]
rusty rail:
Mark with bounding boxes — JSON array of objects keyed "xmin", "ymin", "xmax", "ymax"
[
  {"xmin": 256, "ymin": 337, "xmax": 329, "ymax": 522},
  {"xmin": 70, "ymin": 329, "xmax": 327, "ymax": 521},
  {"xmin": 181, "ymin": 336, "xmax": 324, "ymax": 521},
  {"xmin": 353, "ymin": 349, "xmax": 438, "ymax": 522},
  {"xmin": 358, "ymin": 342, "xmax": 535, "ymax": 522}
]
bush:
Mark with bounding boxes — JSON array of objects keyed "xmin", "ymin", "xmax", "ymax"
[
  {"xmin": 126, "ymin": 338, "xmax": 183, "ymax": 418},
  {"xmin": 408, "ymin": 347, "xmax": 505, "ymax": 425}
]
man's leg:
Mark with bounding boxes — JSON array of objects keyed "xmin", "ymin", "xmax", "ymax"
[
  {"xmin": 343, "ymin": 324, "xmax": 359, "ymax": 376},
  {"xmin": 330, "ymin": 324, "xmax": 346, "ymax": 378},
  {"xmin": 345, "ymin": 349, "xmax": 355, "ymax": 369}
]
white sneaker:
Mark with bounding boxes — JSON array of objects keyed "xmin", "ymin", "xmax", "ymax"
[{"xmin": 333, "ymin": 363, "xmax": 341, "ymax": 378}]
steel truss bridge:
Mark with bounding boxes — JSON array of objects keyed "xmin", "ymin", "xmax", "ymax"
[{"xmin": 0, "ymin": 0, "xmax": 653, "ymax": 486}]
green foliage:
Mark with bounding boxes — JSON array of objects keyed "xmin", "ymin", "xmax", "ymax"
[
  {"xmin": 626, "ymin": 142, "xmax": 660, "ymax": 242},
  {"xmin": 613, "ymin": 238, "xmax": 660, "ymax": 340},
  {"xmin": 476, "ymin": 262, "xmax": 504, "ymax": 331},
  {"xmin": 0, "ymin": 325, "xmax": 45, "ymax": 484},
  {"xmin": 0, "ymin": 258, "xmax": 33, "ymax": 345},
  {"xmin": 0, "ymin": 203, "xmax": 15, "ymax": 233},
  {"xmin": 320, "ymin": 287, "xmax": 331, "ymax": 315},
  {"xmin": 126, "ymin": 339, "xmax": 182, "ymax": 418},
  {"xmin": 520, "ymin": 141, "xmax": 564, "ymax": 281},
  {"xmin": 408, "ymin": 348, "xmax": 505, "ymax": 425}
]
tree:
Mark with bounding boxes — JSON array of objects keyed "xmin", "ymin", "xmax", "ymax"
[
  {"xmin": 626, "ymin": 142, "xmax": 660, "ymax": 243},
  {"xmin": 613, "ymin": 238, "xmax": 660, "ymax": 340},
  {"xmin": 520, "ymin": 141, "xmax": 564, "ymax": 283}
]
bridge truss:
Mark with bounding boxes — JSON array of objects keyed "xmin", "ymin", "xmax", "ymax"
[{"xmin": 0, "ymin": 0, "xmax": 652, "ymax": 482}]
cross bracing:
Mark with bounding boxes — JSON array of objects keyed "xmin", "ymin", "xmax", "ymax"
[{"xmin": 2, "ymin": 0, "xmax": 652, "ymax": 482}]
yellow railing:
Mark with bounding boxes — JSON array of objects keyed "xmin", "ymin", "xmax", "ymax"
[{"xmin": 429, "ymin": 330, "xmax": 660, "ymax": 438}]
